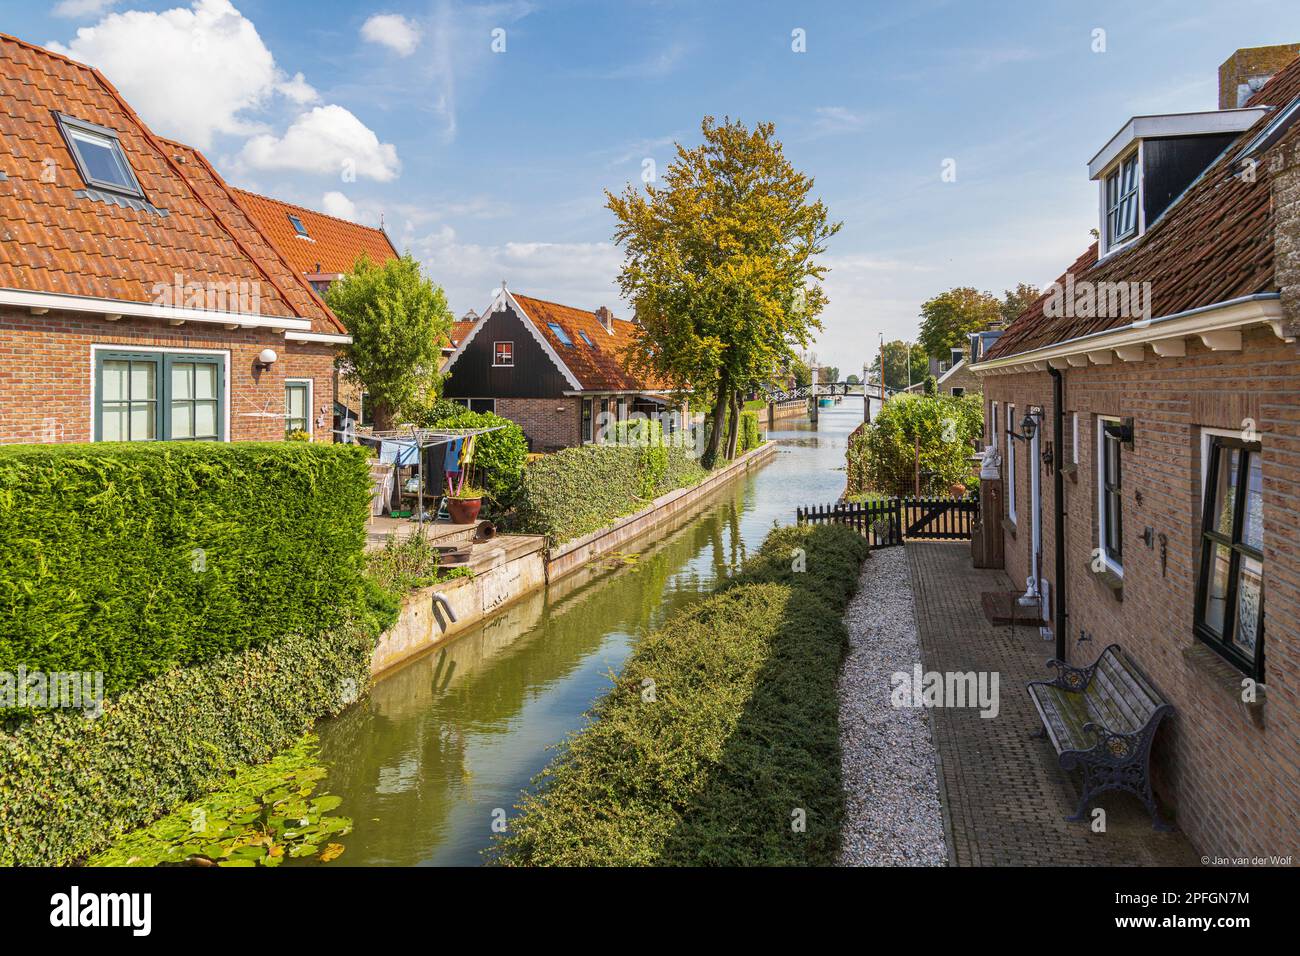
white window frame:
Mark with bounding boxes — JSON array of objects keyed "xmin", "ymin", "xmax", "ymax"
[
  {"xmin": 1071, "ymin": 411, "xmax": 1079, "ymax": 466},
  {"xmin": 1098, "ymin": 146, "xmax": 1144, "ymax": 259},
  {"xmin": 89, "ymin": 344, "xmax": 230, "ymax": 442},
  {"xmin": 991, "ymin": 400, "xmax": 999, "ymax": 451},
  {"xmin": 285, "ymin": 377, "xmax": 314, "ymax": 440},
  {"xmin": 1096, "ymin": 414, "xmax": 1124, "ymax": 576},
  {"xmin": 493, "ymin": 341, "xmax": 514, "ymax": 367},
  {"xmin": 1006, "ymin": 403, "xmax": 1017, "ymax": 524}
]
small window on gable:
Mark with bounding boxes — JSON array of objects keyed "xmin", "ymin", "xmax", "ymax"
[
  {"xmin": 1105, "ymin": 152, "xmax": 1140, "ymax": 250},
  {"xmin": 493, "ymin": 341, "xmax": 514, "ymax": 366},
  {"xmin": 547, "ymin": 322, "xmax": 574, "ymax": 346},
  {"xmin": 288, "ymin": 214, "xmax": 310, "ymax": 238},
  {"xmin": 56, "ymin": 113, "xmax": 143, "ymax": 198}
]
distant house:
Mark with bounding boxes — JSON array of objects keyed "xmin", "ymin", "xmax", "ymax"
[
  {"xmin": 442, "ymin": 288, "xmax": 681, "ymax": 450},
  {"xmin": 234, "ymin": 191, "xmax": 401, "ymax": 430},
  {"xmin": 970, "ymin": 44, "xmax": 1300, "ymax": 857},
  {"xmin": 0, "ymin": 33, "xmax": 349, "ymax": 444}
]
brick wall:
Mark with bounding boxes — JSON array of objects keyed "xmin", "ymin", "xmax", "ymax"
[
  {"xmin": 981, "ymin": 326, "xmax": 1300, "ymax": 857},
  {"xmin": 0, "ymin": 307, "xmax": 337, "ymax": 443},
  {"xmin": 496, "ymin": 396, "xmax": 580, "ymax": 452}
]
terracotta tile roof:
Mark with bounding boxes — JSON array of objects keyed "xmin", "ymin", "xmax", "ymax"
[
  {"xmin": 233, "ymin": 189, "xmax": 398, "ymax": 278},
  {"xmin": 448, "ymin": 319, "xmax": 475, "ymax": 347},
  {"xmin": 986, "ymin": 51, "xmax": 1300, "ymax": 361},
  {"xmin": 0, "ymin": 33, "xmax": 341, "ymax": 334},
  {"xmin": 511, "ymin": 293, "xmax": 669, "ymax": 392}
]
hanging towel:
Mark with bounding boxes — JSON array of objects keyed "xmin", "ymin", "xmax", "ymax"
[
  {"xmin": 461, "ymin": 434, "xmax": 477, "ymax": 467},
  {"xmin": 379, "ymin": 440, "xmax": 401, "ymax": 464},
  {"xmin": 444, "ymin": 438, "xmax": 464, "ymax": 474},
  {"xmin": 423, "ymin": 442, "xmax": 447, "ymax": 497}
]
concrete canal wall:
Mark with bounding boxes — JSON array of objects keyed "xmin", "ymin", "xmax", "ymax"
[{"xmin": 369, "ymin": 440, "xmax": 778, "ymax": 677}]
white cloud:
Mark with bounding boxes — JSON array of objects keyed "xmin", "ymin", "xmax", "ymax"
[
  {"xmin": 321, "ymin": 191, "xmax": 357, "ymax": 221},
  {"xmin": 361, "ymin": 13, "xmax": 421, "ymax": 57},
  {"xmin": 52, "ymin": 0, "xmax": 117, "ymax": 18},
  {"xmin": 810, "ymin": 106, "xmax": 869, "ymax": 136},
  {"xmin": 240, "ymin": 105, "xmax": 401, "ymax": 182},
  {"xmin": 278, "ymin": 71, "xmax": 319, "ymax": 105},
  {"xmin": 48, "ymin": 0, "xmax": 278, "ymax": 149},
  {"xmin": 405, "ymin": 222, "xmax": 623, "ymax": 314}
]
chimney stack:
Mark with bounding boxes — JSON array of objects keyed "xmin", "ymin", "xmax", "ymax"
[
  {"xmin": 1218, "ymin": 44, "xmax": 1300, "ymax": 109},
  {"xmin": 595, "ymin": 306, "xmax": 614, "ymax": 332}
]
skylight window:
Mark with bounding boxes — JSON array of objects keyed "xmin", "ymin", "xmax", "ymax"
[
  {"xmin": 56, "ymin": 113, "xmax": 143, "ymax": 198},
  {"xmin": 547, "ymin": 322, "xmax": 574, "ymax": 346},
  {"xmin": 288, "ymin": 214, "xmax": 310, "ymax": 237},
  {"xmin": 578, "ymin": 330, "xmax": 595, "ymax": 347},
  {"xmin": 1105, "ymin": 153, "xmax": 1140, "ymax": 248}
]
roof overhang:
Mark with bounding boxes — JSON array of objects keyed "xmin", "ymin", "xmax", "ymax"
[
  {"xmin": 1088, "ymin": 108, "xmax": 1269, "ymax": 178},
  {"xmin": 969, "ymin": 294, "xmax": 1290, "ymax": 376},
  {"xmin": 286, "ymin": 330, "xmax": 351, "ymax": 344},
  {"xmin": 0, "ymin": 287, "xmax": 314, "ymax": 332}
]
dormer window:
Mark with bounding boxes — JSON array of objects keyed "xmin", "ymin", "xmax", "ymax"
[
  {"xmin": 56, "ymin": 113, "xmax": 143, "ymax": 198},
  {"xmin": 1105, "ymin": 152, "xmax": 1140, "ymax": 248}
]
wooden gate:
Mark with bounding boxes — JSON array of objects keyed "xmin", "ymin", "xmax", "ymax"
[{"xmin": 797, "ymin": 494, "xmax": 978, "ymax": 546}]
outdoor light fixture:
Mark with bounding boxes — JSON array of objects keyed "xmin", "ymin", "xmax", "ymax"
[
  {"xmin": 1009, "ymin": 408, "xmax": 1043, "ymax": 443},
  {"xmin": 254, "ymin": 348, "xmax": 278, "ymax": 372}
]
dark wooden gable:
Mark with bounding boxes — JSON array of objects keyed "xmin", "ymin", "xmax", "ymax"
[{"xmin": 444, "ymin": 303, "xmax": 576, "ymax": 399}]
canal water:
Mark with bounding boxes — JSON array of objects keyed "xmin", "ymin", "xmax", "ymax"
[{"xmin": 311, "ymin": 403, "xmax": 863, "ymax": 866}]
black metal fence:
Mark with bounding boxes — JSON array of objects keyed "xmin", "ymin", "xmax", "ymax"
[{"xmin": 796, "ymin": 494, "xmax": 979, "ymax": 548}]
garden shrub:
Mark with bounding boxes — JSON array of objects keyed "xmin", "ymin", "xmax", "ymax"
[
  {"xmin": 517, "ymin": 443, "xmax": 707, "ymax": 544},
  {"xmin": 850, "ymin": 392, "xmax": 982, "ymax": 497},
  {"xmin": 0, "ymin": 442, "xmax": 372, "ymax": 708},
  {"xmin": 0, "ymin": 621, "xmax": 373, "ymax": 866},
  {"xmin": 420, "ymin": 409, "xmax": 527, "ymax": 509},
  {"xmin": 489, "ymin": 523, "xmax": 869, "ymax": 866},
  {"xmin": 739, "ymin": 410, "xmax": 762, "ymax": 452}
]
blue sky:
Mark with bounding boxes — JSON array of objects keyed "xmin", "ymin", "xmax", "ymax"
[{"xmin": 12, "ymin": 0, "xmax": 1300, "ymax": 372}]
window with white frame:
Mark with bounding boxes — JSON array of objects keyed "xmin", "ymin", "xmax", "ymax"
[
  {"xmin": 1104, "ymin": 152, "xmax": 1140, "ymax": 250},
  {"xmin": 1071, "ymin": 412, "xmax": 1079, "ymax": 466},
  {"xmin": 1195, "ymin": 432, "xmax": 1264, "ymax": 679},
  {"xmin": 991, "ymin": 401, "xmax": 999, "ymax": 450},
  {"xmin": 493, "ymin": 341, "xmax": 514, "ymax": 366},
  {"xmin": 95, "ymin": 349, "xmax": 224, "ymax": 441},
  {"xmin": 285, "ymin": 379, "xmax": 311, "ymax": 438},
  {"xmin": 1096, "ymin": 416, "xmax": 1125, "ymax": 573},
  {"xmin": 1006, "ymin": 404, "xmax": 1017, "ymax": 523}
]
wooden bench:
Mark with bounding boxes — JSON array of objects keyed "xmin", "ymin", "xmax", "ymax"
[{"xmin": 1027, "ymin": 644, "xmax": 1173, "ymax": 830}]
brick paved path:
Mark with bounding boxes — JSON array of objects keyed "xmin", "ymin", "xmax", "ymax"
[{"xmin": 906, "ymin": 542, "xmax": 1200, "ymax": 866}]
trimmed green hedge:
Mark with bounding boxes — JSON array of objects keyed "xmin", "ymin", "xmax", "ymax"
[
  {"xmin": 0, "ymin": 442, "xmax": 372, "ymax": 706},
  {"xmin": 489, "ymin": 523, "xmax": 870, "ymax": 866},
  {"xmin": 739, "ymin": 409, "xmax": 763, "ymax": 452},
  {"xmin": 517, "ymin": 443, "xmax": 706, "ymax": 544},
  {"xmin": 0, "ymin": 622, "xmax": 373, "ymax": 866}
]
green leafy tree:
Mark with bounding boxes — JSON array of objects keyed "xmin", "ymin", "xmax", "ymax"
[
  {"xmin": 607, "ymin": 117, "xmax": 841, "ymax": 468},
  {"xmin": 918, "ymin": 287, "xmax": 1001, "ymax": 360},
  {"xmin": 1000, "ymin": 282, "xmax": 1041, "ymax": 326},
  {"xmin": 868, "ymin": 340, "xmax": 928, "ymax": 392},
  {"xmin": 846, "ymin": 373, "xmax": 860, "ymax": 385},
  {"xmin": 327, "ymin": 254, "xmax": 453, "ymax": 431}
]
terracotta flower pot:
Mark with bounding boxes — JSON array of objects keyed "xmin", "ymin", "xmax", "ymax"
[
  {"xmin": 447, "ymin": 496, "xmax": 482, "ymax": 524},
  {"xmin": 949, "ymin": 482, "xmax": 967, "ymax": 499}
]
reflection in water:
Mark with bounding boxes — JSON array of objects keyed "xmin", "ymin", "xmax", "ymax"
[{"xmin": 311, "ymin": 405, "xmax": 863, "ymax": 866}]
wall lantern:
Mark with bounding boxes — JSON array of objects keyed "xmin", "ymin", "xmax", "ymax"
[
  {"xmin": 254, "ymin": 348, "xmax": 278, "ymax": 372},
  {"xmin": 1009, "ymin": 408, "xmax": 1043, "ymax": 443}
]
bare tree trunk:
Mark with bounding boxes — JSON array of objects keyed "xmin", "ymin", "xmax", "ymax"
[
  {"xmin": 724, "ymin": 390, "xmax": 741, "ymax": 460},
  {"xmin": 701, "ymin": 368, "xmax": 730, "ymax": 470},
  {"xmin": 372, "ymin": 400, "xmax": 396, "ymax": 432}
]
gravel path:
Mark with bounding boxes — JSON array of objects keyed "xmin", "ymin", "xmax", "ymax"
[{"xmin": 838, "ymin": 547, "xmax": 948, "ymax": 866}]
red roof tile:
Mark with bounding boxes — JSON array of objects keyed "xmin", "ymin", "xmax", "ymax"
[
  {"xmin": 0, "ymin": 32, "xmax": 341, "ymax": 333},
  {"xmin": 233, "ymin": 189, "xmax": 398, "ymax": 279},
  {"xmin": 511, "ymin": 293, "xmax": 669, "ymax": 392},
  {"xmin": 986, "ymin": 51, "xmax": 1300, "ymax": 361}
]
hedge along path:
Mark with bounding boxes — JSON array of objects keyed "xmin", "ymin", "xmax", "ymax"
[
  {"xmin": 0, "ymin": 442, "xmax": 373, "ymax": 706},
  {"xmin": 489, "ymin": 523, "xmax": 870, "ymax": 866}
]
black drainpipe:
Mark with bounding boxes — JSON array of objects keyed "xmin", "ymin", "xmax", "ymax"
[{"xmin": 1048, "ymin": 366, "xmax": 1067, "ymax": 662}]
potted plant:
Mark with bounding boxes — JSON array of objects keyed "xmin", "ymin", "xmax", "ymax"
[
  {"xmin": 447, "ymin": 485, "xmax": 485, "ymax": 524},
  {"xmin": 949, "ymin": 481, "xmax": 967, "ymax": 499}
]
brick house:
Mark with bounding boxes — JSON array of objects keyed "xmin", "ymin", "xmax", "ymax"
[
  {"xmin": 234, "ymin": 189, "xmax": 402, "ymax": 428},
  {"xmin": 442, "ymin": 287, "xmax": 681, "ymax": 451},
  {"xmin": 0, "ymin": 33, "xmax": 351, "ymax": 444},
  {"xmin": 971, "ymin": 44, "xmax": 1300, "ymax": 856}
]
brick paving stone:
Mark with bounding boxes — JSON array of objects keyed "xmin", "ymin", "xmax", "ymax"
[{"xmin": 906, "ymin": 541, "xmax": 1200, "ymax": 866}]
